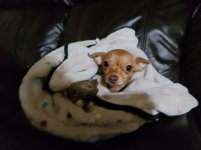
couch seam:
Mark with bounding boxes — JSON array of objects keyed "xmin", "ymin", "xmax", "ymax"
[{"xmin": 140, "ymin": 0, "xmax": 153, "ymax": 54}]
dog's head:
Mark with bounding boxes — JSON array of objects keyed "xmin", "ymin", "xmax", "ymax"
[{"xmin": 89, "ymin": 49, "xmax": 151, "ymax": 92}]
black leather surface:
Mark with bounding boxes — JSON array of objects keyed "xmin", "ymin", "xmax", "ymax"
[
  {"xmin": 0, "ymin": 0, "xmax": 73, "ymax": 6},
  {"xmin": 0, "ymin": 5, "xmax": 67, "ymax": 67},
  {"xmin": 0, "ymin": 0, "xmax": 201, "ymax": 149},
  {"xmin": 182, "ymin": 3, "xmax": 201, "ymax": 129}
]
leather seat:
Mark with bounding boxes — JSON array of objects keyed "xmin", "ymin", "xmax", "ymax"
[{"xmin": 0, "ymin": 0, "xmax": 201, "ymax": 149}]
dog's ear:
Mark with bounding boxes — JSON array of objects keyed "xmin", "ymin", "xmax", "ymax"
[
  {"xmin": 133, "ymin": 57, "xmax": 152, "ymax": 72},
  {"xmin": 88, "ymin": 52, "xmax": 106, "ymax": 65}
]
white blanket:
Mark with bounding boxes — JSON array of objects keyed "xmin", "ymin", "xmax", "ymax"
[{"xmin": 19, "ymin": 28, "xmax": 198, "ymax": 142}]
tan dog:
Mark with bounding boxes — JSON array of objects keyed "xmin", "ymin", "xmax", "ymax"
[{"xmin": 89, "ymin": 49, "xmax": 151, "ymax": 92}]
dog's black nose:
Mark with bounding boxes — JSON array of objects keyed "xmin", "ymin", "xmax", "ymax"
[{"xmin": 108, "ymin": 75, "xmax": 118, "ymax": 83}]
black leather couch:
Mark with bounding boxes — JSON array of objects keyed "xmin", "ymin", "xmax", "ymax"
[{"xmin": 1, "ymin": 0, "xmax": 201, "ymax": 150}]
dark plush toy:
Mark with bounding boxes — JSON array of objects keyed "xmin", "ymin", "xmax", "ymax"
[{"xmin": 66, "ymin": 79, "xmax": 98, "ymax": 112}]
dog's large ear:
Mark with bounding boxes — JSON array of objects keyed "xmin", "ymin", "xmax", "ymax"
[
  {"xmin": 88, "ymin": 52, "xmax": 106, "ymax": 65},
  {"xmin": 133, "ymin": 57, "xmax": 152, "ymax": 72}
]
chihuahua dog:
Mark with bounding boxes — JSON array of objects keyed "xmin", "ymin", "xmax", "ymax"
[{"xmin": 89, "ymin": 49, "xmax": 151, "ymax": 92}]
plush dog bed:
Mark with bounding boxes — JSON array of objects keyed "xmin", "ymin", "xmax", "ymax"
[{"xmin": 19, "ymin": 28, "xmax": 198, "ymax": 142}]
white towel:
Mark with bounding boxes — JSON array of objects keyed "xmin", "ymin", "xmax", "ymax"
[{"xmin": 19, "ymin": 28, "xmax": 198, "ymax": 142}]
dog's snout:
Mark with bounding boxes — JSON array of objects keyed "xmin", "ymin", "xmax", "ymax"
[{"xmin": 108, "ymin": 75, "xmax": 118, "ymax": 83}]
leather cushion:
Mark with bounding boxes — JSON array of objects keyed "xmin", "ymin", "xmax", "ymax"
[{"xmin": 182, "ymin": 4, "xmax": 201, "ymax": 126}]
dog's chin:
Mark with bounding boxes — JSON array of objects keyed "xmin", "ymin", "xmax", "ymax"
[{"xmin": 106, "ymin": 83, "xmax": 126, "ymax": 92}]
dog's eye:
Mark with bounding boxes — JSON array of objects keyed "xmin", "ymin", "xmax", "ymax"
[
  {"xmin": 103, "ymin": 61, "xmax": 109, "ymax": 68},
  {"xmin": 126, "ymin": 65, "xmax": 132, "ymax": 72}
]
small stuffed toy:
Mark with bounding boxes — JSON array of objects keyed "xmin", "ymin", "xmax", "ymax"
[{"xmin": 66, "ymin": 79, "xmax": 98, "ymax": 112}]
